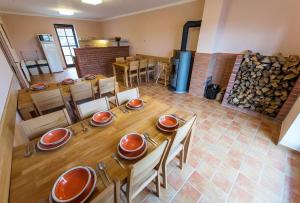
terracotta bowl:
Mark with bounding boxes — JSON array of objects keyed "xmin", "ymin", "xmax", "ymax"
[
  {"xmin": 127, "ymin": 99, "xmax": 143, "ymax": 108},
  {"xmin": 62, "ymin": 78, "xmax": 74, "ymax": 85},
  {"xmin": 119, "ymin": 133, "xmax": 145, "ymax": 152},
  {"xmin": 52, "ymin": 166, "xmax": 91, "ymax": 203},
  {"xmin": 31, "ymin": 82, "xmax": 47, "ymax": 90},
  {"xmin": 158, "ymin": 115, "xmax": 179, "ymax": 128},
  {"xmin": 49, "ymin": 167, "xmax": 97, "ymax": 203},
  {"xmin": 157, "ymin": 121, "xmax": 179, "ymax": 132},
  {"xmin": 40, "ymin": 128, "xmax": 69, "ymax": 146},
  {"xmin": 118, "ymin": 142, "xmax": 146, "ymax": 159},
  {"xmin": 92, "ymin": 111, "xmax": 112, "ymax": 124},
  {"xmin": 84, "ymin": 74, "xmax": 96, "ymax": 80}
]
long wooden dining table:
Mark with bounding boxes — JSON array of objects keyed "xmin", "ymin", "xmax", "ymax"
[
  {"xmin": 18, "ymin": 74, "xmax": 119, "ymax": 120},
  {"xmin": 10, "ymin": 95, "xmax": 192, "ymax": 202}
]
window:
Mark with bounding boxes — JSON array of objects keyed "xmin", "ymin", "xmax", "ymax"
[{"xmin": 54, "ymin": 24, "xmax": 78, "ymax": 67}]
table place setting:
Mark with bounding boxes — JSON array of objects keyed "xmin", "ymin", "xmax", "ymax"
[
  {"xmin": 89, "ymin": 111, "xmax": 115, "ymax": 127},
  {"xmin": 48, "ymin": 166, "xmax": 97, "ymax": 203},
  {"xmin": 30, "ymin": 82, "xmax": 48, "ymax": 91},
  {"xmin": 37, "ymin": 128, "xmax": 73, "ymax": 151},
  {"xmin": 156, "ymin": 114, "xmax": 180, "ymax": 133}
]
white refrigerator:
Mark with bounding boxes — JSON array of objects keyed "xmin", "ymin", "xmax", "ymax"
[{"xmin": 37, "ymin": 34, "xmax": 63, "ymax": 73}]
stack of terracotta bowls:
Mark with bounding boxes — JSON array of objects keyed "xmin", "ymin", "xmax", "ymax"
[
  {"xmin": 61, "ymin": 78, "xmax": 74, "ymax": 85},
  {"xmin": 156, "ymin": 115, "xmax": 179, "ymax": 132},
  {"xmin": 49, "ymin": 166, "xmax": 97, "ymax": 203},
  {"xmin": 37, "ymin": 128, "xmax": 72, "ymax": 151},
  {"xmin": 90, "ymin": 111, "xmax": 114, "ymax": 127},
  {"xmin": 117, "ymin": 133, "xmax": 147, "ymax": 160},
  {"xmin": 126, "ymin": 98, "xmax": 144, "ymax": 110},
  {"xmin": 84, "ymin": 74, "xmax": 96, "ymax": 80},
  {"xmin": 30, "ymin": 82, "xmax": 47, "ymax": 90}
]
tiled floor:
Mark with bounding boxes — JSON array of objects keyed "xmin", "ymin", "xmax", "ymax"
[
  {"xmin": 31, "ymin": 69, "xmax": 300, "ymax": 203},
  {"xmin": 134, "ymin": 83, "xmax": 300, "ymax": 203}
]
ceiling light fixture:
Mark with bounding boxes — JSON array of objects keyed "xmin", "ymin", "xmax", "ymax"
[
  {"xmin": 58, "ymin": 9, "xmax": 74, "ymax": 16},
  {"xmin": 81, "ymin": 0, "xmax": 103, "ymax": 5}
]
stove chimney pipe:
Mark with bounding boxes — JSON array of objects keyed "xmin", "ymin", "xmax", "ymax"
[{"xmin": 181, "ymin": 20, "xmax": 201, "ymax": 51}]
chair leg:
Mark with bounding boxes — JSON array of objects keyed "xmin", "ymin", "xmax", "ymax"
[
  {"xmin": 179, "ymin": 150, "xmax": 184, "ymax": 170},
  {"xmin": 130, "ymin": 76, "xmax": 132, "ymax": 87},
  {"xmin": 161, "ymin": 164, "xmax": 167, "ymax": 189},
  {"xmin": 155, "ymin": 172, "xmax": 160, "ymax": 197}
]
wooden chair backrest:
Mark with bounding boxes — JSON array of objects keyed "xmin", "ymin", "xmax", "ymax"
[
  {"xmin": 170, "ymin": 115, "xmax": 197, "ymax": 153},
  {"xmin": 128, "ymin": 140, "xmax": 168, "ymax": 190},
  {"xmin": 70, "ymin": 82, "xmax": 94, "ymax": 103},
  {"xmin": 20, "ymin": 109, "xmax": 71, "ymax": 140},
  {"xmin": 116, "ymin": 88, "xmax": 139, "ymax": 106},
  {"xmin": 31, "ymin": 89, "xmax": 65, "ymax": 115},
  {"xmin": 115, "ymin": 57, "xmax": 125, "ymax": 63},
  {"xmin": 99, "ymin": 76, "xmax": 116, "ymax": 95},
  {"xmin": 139, "ymin": 59, "xmax": 147, "ymax": 69},
  {"xmin": 90, "ymin": 179, "xmax": 120, "ymax": 203},
  {"xmin": 126, "ymin": 56, "xmax": 135, "ymax": 61},
  {"xmin": 129, "ymin": 60, "xmax": 139, "ymax": 71},
  {"xmin": 148, "ymin": 59, "xmax": 157, "ymax": 68},
  {"xmin": 77, "ymin": 97, "xmax": 110, "ymax": 120}
]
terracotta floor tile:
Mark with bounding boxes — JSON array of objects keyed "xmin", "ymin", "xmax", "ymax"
[
  {"xmin": 228, "ymin": 185, "xmax": 254, "ymax": 203},
  {"xmin": 212, "ymin": 172, "xmax": 234, "ymax": 193},
  {"xmin": 172, "ymin": 182, "xmax": 201, "ymax": 203}
]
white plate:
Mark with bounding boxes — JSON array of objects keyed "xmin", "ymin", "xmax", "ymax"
[
  {"xmin": 117, "ymin": 141, "xmax": 148, "ymax": 160},
  {"xmin": 49, "ymin": 166, "xmax": 97, "ymax": 203},
  {"xmin": 37, "ymin": 130, "xmax": 72, "ymax": 151},
  {"xmin": 89, "ymin": 117, "xmax": 114, "ymax": 127}
]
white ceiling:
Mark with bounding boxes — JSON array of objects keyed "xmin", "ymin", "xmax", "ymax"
[{"xmin": 0, "ymin": 0, "xmax": 195, "ymax": 21}]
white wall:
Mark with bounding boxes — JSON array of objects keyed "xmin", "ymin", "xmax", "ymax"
[
  {"xmin": 197, "ymin": 0, "xmax": 300, "ymax": 56},
  {"xmin": 0, "ymin": 48, "xmax": 13, "ymax": 119},
  {"xmin": 279, "ymin": 96, "xmax": 300, "ymax": 151}
]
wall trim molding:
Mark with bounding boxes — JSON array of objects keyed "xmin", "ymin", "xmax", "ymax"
[
  {"xmin": 0, "ymin": 0, "xmax": 198, "ymax": 22},
  {"xmin": 100, "ymin": 0, "xmax": 198, "ymax": 22}
]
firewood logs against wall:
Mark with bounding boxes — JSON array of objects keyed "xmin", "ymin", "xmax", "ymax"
[{"xmin": 228, "ymin": 51, "xmax": 300, "ymax": 117}]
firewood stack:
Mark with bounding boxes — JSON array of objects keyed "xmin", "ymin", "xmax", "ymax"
[{"xmin": 228, "ymin": 50, "xmax": 300, "ymax": 117}]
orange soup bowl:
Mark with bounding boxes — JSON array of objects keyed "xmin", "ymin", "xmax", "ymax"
[
  {"xmin": 92, "ymin": 111, "xmax": 112, "ymax": 124},
  {"xmin": 62, "ymin": 78, "xmax": 74, "ymax": 85},
  {"xmin": 127, "ymin": 99, "xmax": 143, "ymax": 108},
  {"xmin": 119, "ymin": 133, "xmax": 145, "ymax": 152},
  {"xmin": 118, "ymin": 142, "xmax": 147, "ymax": 159},
  {"xmin": 158, "ymin": 115, "xmax": 179, "ymax": 128},
  {"xmin": 52, "ymin": 166, "xmax": 91, "ymax": 203},
  {"xmin": 31, "ymin": 82, "xmax": 47, "ymax": 90},
  {"xmin": 40, "ymin": 128, "xmax": 69, "ymax": 146}
]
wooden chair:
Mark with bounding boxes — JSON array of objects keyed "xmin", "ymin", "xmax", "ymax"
[
  {"xmin": 125, "ymin": 140, "xmax": 168, "ymax": 203},
  {"xmin": 161, "ymin": 114, "xmax": 197, "ymax": 188},
  {"xmin": 99, "ymin": 76, "xmax": 117, "ymax": 104},
  {"xmin": 116, "ymin": 57, "xmax": 125, "ymax": 63},
  {"xmin": 77, "ymin": 97, "xmax": 110, "ymax": 120},
  {"xmin": 116, "ymin": 88, "xmax": 139, "ymax": 106},
  {"xmin": 31, "ymin": 89, "xmax": 65, "ymax": 115},
  {"xmin": 147, "ymin": 59, "xmax": 157, "ymax": 81},
  {"xmin": 70, "ymin": 81, "xmax": 94, "ymax": 105},
  {"xmin": 156, "ymin": 62, "xmax": 171, "ymax": 86},
  {"xmin": 128, "ymin": 60, "xmax": 140, "ymax": 87},
  {"xmin": 126, "ymin": 56, "xmax": 135, "ymax": 61},
  {"xmin": 90, "ymin": 179, "xmax": 121, "ymax": 203},
  {"xmin": 20, "ymin": 109, "xmax": 71, "ymax": 140},
  {"xmin": 139, "ymin": 59, "xmax": 148, "ymax": 83}
]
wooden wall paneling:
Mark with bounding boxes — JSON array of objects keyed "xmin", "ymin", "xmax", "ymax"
[{"xmin": 0, "ymin": 76, "xmax": 18, "ymax": 203}]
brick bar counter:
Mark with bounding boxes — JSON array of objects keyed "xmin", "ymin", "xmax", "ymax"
[{"xmin": 74, "ymin": 46, "xmax": 129, "ymax": 77}]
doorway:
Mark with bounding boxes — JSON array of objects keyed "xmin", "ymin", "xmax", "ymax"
[{"xmin": 54, "ymin": 24, "xmax": 78, "ymax": 67}]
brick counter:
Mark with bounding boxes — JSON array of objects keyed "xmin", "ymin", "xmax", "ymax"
[{"xmin": 74, "ymin": 46, "xmax": 129, "ymax": 77}]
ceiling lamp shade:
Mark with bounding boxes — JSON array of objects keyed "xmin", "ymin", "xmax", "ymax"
[{"xmin": 81, "ymin": 0, "xmax": 103, "ymax": 5}]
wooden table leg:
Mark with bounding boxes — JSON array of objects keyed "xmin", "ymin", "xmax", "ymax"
[
  {"xmin": 124, "ymin": 67, "xmax": 129, "ymax": 88},
  {"xmin": 113, "ymin": 65, "xmax": 116, "ymax": 76}
]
